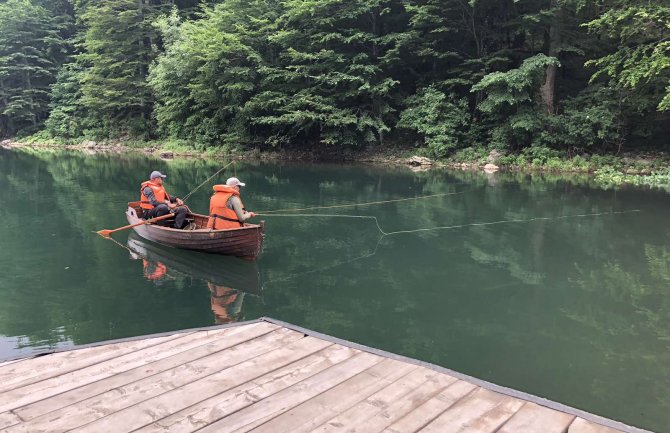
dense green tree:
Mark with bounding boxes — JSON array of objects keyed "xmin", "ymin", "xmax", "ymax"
[
  {"xmin": 74, "ymin": 0, "xmax": 172, "ymax": 138},
  {"xmin": 247, "ymin": 0, "xmax": 408, "ymax": 147},
  {"xmin": 149, "ymin": 1, "xmax": 282, "ymax": 146},
  {"xmin": 0, "ymin": 0, "xmax": 68, "ymax": 137},
  {"xmin": 2, "ymin": 0, "xmax": 670, "ymax": 154},
  {"xmin": 586, "ymin": 2, "xmax": 670, "ymax": 111}
]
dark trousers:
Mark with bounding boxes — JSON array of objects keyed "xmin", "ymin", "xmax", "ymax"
[{"xmin": 145, "ymin": 204, "xmax": 188, "ymax": 229}]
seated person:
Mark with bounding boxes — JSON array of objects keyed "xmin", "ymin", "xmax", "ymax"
[
  {"xmin": 139, "ymin": 170, "xmax": 188, "ymax": 229},
  {"xmin": 207, "ymin": 177, "xmax": 256, "ymax": 229}
]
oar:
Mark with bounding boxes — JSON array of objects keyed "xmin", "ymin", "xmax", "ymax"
[{"xmin": 96, "ymin": 213, "xmax": 175, "ymax": 238}]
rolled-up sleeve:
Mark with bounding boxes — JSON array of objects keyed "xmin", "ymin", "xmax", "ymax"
[{"xmin": 230, "ymin": 196, "xmax": 252, "ymax": 223}]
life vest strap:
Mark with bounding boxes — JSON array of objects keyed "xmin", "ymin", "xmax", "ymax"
[{"xmin": 210, "ymin": 213, "xmax": 243, "ymax": 226}]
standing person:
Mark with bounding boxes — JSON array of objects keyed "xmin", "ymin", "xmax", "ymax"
[
  {"xmin": 207, "ymin": 177, "xmax": 256, "ymax": 229},
  {"xmin": 139, "ymin": 170, "xmax": 189, "ymax": 229}
]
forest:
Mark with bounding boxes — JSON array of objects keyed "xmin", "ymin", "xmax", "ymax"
[{"xmin": 1, "ymin": 0, "xmax": 669, "ymax": 158}]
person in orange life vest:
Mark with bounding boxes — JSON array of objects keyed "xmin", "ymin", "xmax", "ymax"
[
  {"xmin": 207, "ymin": 177, "xmax": 256, "ymax": 230},
  {"xmin": 140, "ymin": 170, "xmax": 188, "ymax": 229}
]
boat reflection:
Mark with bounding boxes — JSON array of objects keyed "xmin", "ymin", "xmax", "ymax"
[{"xmin": 127, "ymin": 233, "xmax": 263, "ymax": 324}]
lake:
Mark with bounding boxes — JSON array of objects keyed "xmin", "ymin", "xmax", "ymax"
[{"xmin": 0, "ymin": 147, "xmax": 668, "ymax": 431}]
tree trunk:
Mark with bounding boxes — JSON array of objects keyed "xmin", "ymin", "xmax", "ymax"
[
  {"xmin": 0, "ymin": 78, "xmax": 14, "ymax": 136},
  {"xmin": 21, "ymin": 49, "xmax": 37, "ymax": 127},
  {"xmin": 540, "ymin": 3, "xmax": 561, "ymax": 115}
]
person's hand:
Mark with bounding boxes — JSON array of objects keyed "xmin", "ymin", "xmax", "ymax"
[
  {"xmin": 249, "ymin": 212, "xmax": 257, "ymax": 218},
  {"xmin": 176, "ymin": 198, "xmax": 184, "ymax": 206},
  {"xmin": 168, "ymin": 202, "xmax": 177, "ymax": 209}
]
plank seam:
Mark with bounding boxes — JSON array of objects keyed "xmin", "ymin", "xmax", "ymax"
[
  {"xmin": 178, "ymin": 349, "xmax": 385, "ymax": 433},
  {"xmin": 244, "ymin": 360, "xmax": 421, "ymax": 433},
  {"xmin": 316, "ymin": 372, "xmax": 453, "ymax": 433},
  {"xmin": 258, "ymin": 317, "xmax": 653, "ymax": 433},
  {"xmin": 68, "ymin": 336, "xmax": 325, "ymax": 433},
  {"xmin": 0, "ymin": 331, "xmax": 202, "ymax": 394},
  {"xmin": 0, "ymin": 318, "xmax": 264, "ymax": 363},
  {"xmin": 0, "ymin": 332, "xmax": 198, "ymax": 398},
  {"xmin": 406, "ymin": 383, "xmax": 479, "ymax": 433},
  {"xmin": 3, "ymin": 325, "xmax": 284, "ymax": 422}
]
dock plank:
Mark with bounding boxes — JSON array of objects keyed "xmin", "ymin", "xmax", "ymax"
[
  {"xmin": 417, "ymin": 388, "xmax": 524, "ymax": 433},
  {"xmin": 0, "ymin": 359, "xmax": 22, "ymax": 368},
  {"xmin": 5, "ymin": 328, "xmax": 302, "ymax": 433},
  {"xmin": 0, "ymin": 324, "xmax": 276, "ymax": 414},
  {"xmin": 195, "ymin": 351, "xmax": 384, "ymax": 433},
  {"xmin": 0, "ymin": 332, "xmax": 187, "ymax": 393},
  {"xmin": 0, "ymin": 321, "xmax": 643, "ymax": 433},
  {"xmin": 135, "ymin": 344, "xmax": 361, "ymax": 433},
  {"xmin": 497, "ymin": 402, "xmax": 575, "ymax": 433},
  {"xmin": 323, "ymin": 371, "xmax": 457, "ymax": 433},
  {"xmin": 569, "ymin": 418, "xmax": 625, "ymax": 433},
  {"xmin": 246, "ymin": 359, "xmax": 418, "ymax": 433},
  {"xmin": 383, "ymin": 380, "xmax": 477, "ymax": 433},
  {"xmin": 311, "ymin": 367, "xmax": 453, "ymax": 433},
  {"xmin": 66, "ymin": 336, "xmax": 334, "ymax": 433},
  {"xmin": 1, "ymin": 322, "xmax": 279, "ymax": 426}
]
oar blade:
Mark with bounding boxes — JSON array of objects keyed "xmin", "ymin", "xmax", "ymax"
[{"xmin": 96, "ymin": 229, "xmax": 113, "ymax": 238}]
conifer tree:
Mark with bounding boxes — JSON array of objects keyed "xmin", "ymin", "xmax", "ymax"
[{"xmin": 0, "ymin": 0, "xmax": 67, "ymax": 137}]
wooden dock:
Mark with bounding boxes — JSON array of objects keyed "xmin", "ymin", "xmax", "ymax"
[{"xmin": 0, "ymin": 318, "xmax": 654, "ymax": 433}]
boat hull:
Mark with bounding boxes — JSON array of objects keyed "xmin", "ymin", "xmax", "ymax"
[{"xmin": 126, "ymin": 204, "xmax": 264, "ymax": 260}]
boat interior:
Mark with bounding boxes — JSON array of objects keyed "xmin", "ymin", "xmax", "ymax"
[{"xmin": 128, "ymin": 201, "xmax": 209, "ymax": 230}]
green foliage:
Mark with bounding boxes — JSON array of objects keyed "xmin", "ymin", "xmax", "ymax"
[
  {"xmin": 0, "ymin": 0, "xmax": 69, "ymax": 137},
  {"xmin": 1, "ymin": 0, "xmax": 669, "ymax": 159},
  {"xmin": 149, "ymin": 1, "xmax": 282, "ymax": 147},
  {"xmin": 247, "ymin": 0, "xmax": 406, "ymax": 147},
  {"xmin": 595, "ymin": 166, "xmax": 670, "ymax": 191},
  {"xmin": 471, "ymin": 55, "xmax": 559, "ymax": 149},
  {"xmin": 75, "ymin": 0, "xmax": 169, "ymax": 138},
  {"xmin": 472, "ymin": 55, "xmax": 561, "ymax": 114},
  {"xmin": 586, "ymin": 3, "xmax": 670, "ymax": 112},
  {"xmin": 44, "ymin": 63, "xmax": 87, "ymax": 139},
  {"xmin": 555, "ymin": 86, "xmax": 624, "ymax": 149},
  {"xmin": 397, "ymin": 87, "xmax": 470, "ymax": 157}
]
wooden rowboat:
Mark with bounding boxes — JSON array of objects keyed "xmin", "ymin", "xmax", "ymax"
[{"xmin": 126, "ymin": 201, "xmax": 264, "ymax": 260}]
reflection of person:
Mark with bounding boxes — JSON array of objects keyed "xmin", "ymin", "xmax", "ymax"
[
  {"xmin": 140, "ymin": 170, "xmax": 188, "ymax": 229},
  {"xmin": 207, "ymin": 177, "xmax": 256, "ymax": 230},
  {"xmin": 208, "ymin": 282, "xmax": 242, "ymax": 324},
  {"xmin": 143, "ymin": 259, "xmax": 167, "ymax": 281}
]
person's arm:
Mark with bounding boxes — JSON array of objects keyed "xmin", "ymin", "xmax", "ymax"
[
  {"xmin": 143, "ymin": 187, "xmax": 166, "ymax": 207},
  {"xmin": 230, "ymin": 196, "xmax": 255, "ymax": 223},
  {"xmin": 167, "ymin": 193, "xmax": 183, "ymax": 206}
]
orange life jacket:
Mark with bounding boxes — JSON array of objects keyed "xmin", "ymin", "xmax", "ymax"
[
  {"xmin": 207, "ymin": 184, "xmax": 243, "ymax": 229},
  {"xmin": 140, "ymin": 180, "xmax": 170, "ymax": 210}
]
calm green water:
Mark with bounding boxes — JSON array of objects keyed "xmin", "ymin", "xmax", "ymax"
[{"xmin": 0, "ymin": 147, "xmax": 668, "ymax": 431}]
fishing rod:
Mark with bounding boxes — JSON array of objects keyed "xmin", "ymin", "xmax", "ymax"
[{"xmin": 182, "ymin": 160, "xmax": 236, "ymax": 202}]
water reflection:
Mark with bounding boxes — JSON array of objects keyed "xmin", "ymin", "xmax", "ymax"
[
  {"xmin": 1, "ymin": 147, "xmax": 670, "ymax": 432},
  {"xmin": 126, "ymin": 233, "xmax": 263, "ymax": 324}
]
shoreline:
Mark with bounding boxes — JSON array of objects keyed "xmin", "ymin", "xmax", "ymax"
[{"xmin": 3, "ymin": 139, "xmax": 670, "ymax": 189}]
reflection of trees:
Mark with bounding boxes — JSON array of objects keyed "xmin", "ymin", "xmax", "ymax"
[
  {"xmin": 0, "ymin": 149, "xmax": 243, "ymax": 350},
  {"xmin": 1, "ymin": 148, "xmax": 669, "ymax": 431}
]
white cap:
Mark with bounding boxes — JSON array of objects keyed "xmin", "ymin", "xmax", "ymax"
[{"xmin": 226, "ymin": 177, "xmax": 246, "ymax": 187}]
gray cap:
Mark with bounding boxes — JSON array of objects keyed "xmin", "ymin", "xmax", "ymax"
[
  {"xmin": 226, "ymin": 177, "xmax": 246, "ymax": 187},
  {"xmin": 150, "ymin": 170, "xmax": 167, "ymax": 179}
]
